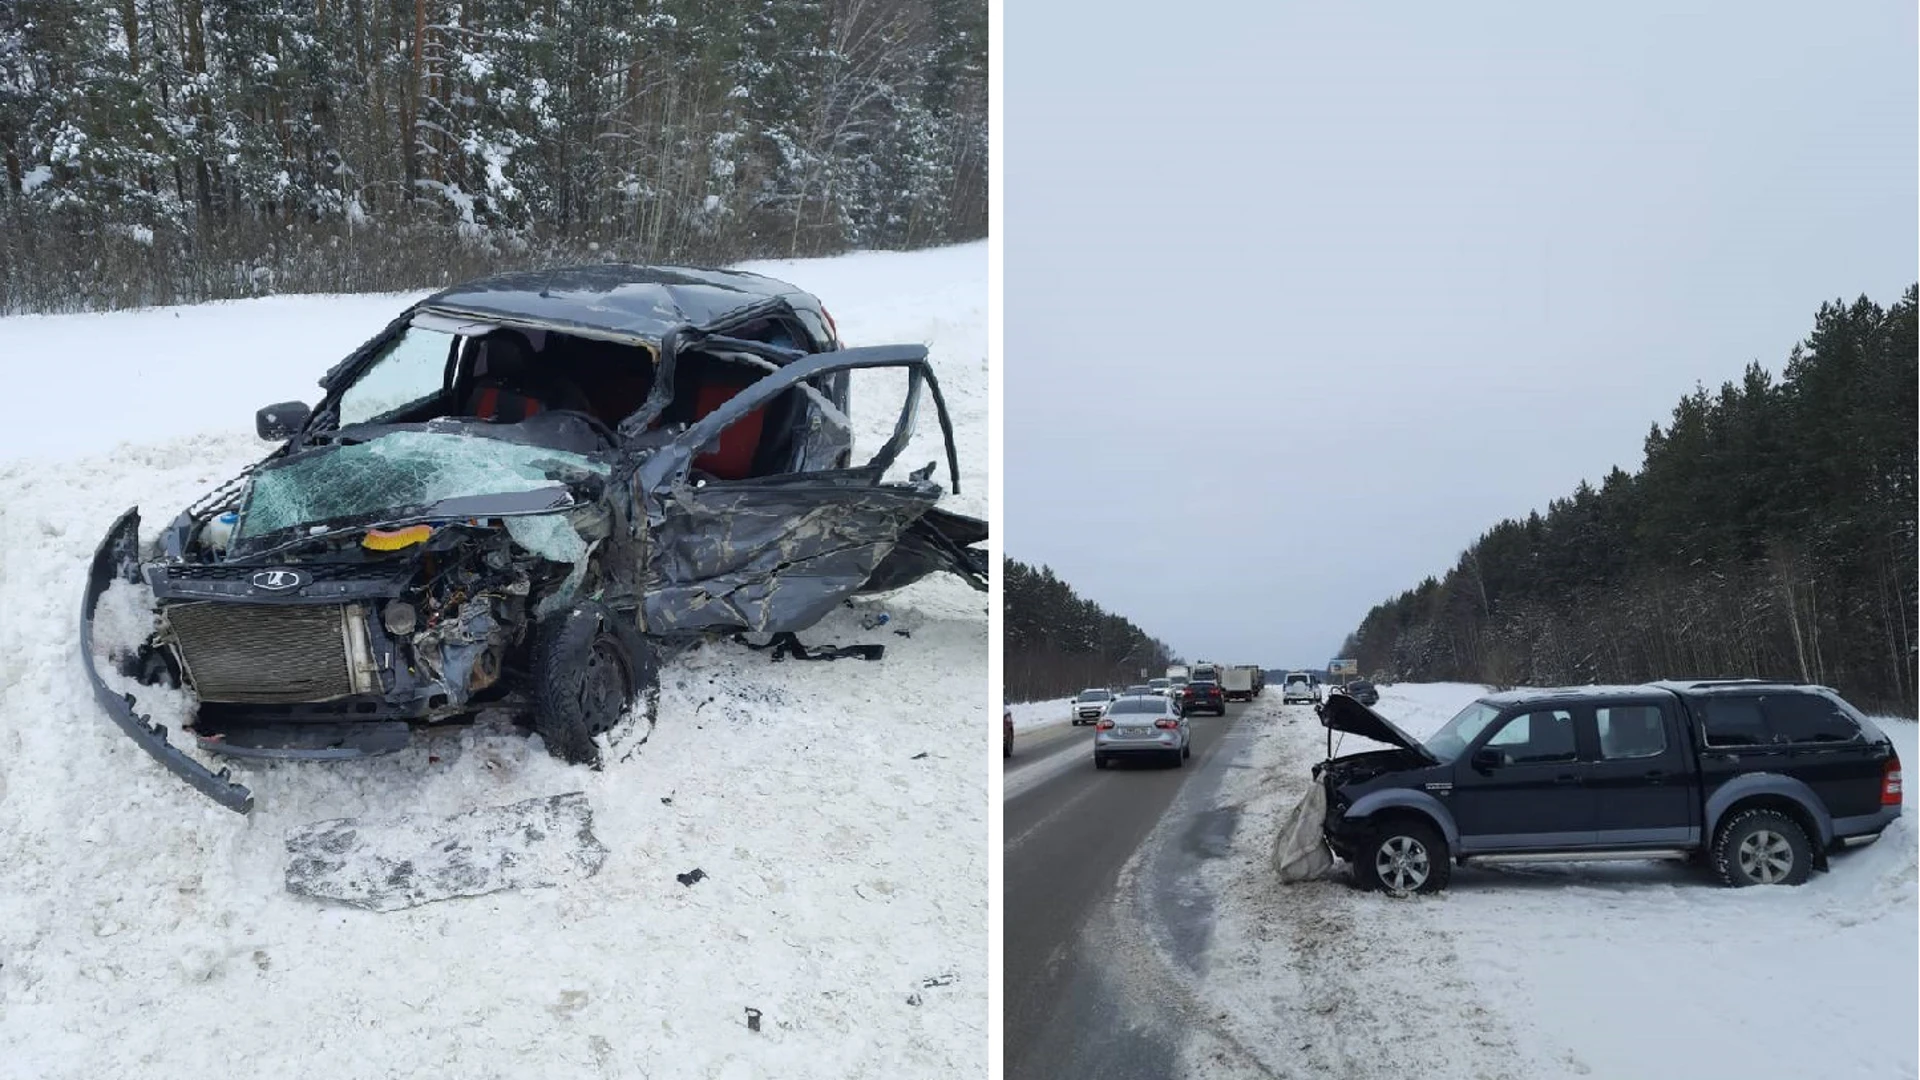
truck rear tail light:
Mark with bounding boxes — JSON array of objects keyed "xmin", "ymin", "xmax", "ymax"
[
  {"xmin": 1095, "ymin": 719, "xmax": 1114, "ymax": 731},
  {"xmin": 1882, "ymin": 754, "xmax": 1902, "ymax": 806},
  {"xmin": 1154, "ymin": 719, "xmax": 1179, "ymax": 730}
]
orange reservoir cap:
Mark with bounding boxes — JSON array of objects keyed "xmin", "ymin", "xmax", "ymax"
[{"xmin": 363, "ymin": 524, "xmax": 434, "ymax": 551}]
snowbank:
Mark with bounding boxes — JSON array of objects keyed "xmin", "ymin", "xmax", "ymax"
[
  {"xmin": 1009, "ymin": 698, "xmax": 1073, "ymax": 734},
  {"xmin": 0, "ymin": 243, "xmax": 987, "ymax": 1079},
  {"xmin": 1178, "ymin": 684, "xmax": 1919, "ymax": 1080}
]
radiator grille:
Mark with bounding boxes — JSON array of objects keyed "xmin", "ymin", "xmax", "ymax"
[{"xmin": 167, "ymin": 602, "xmax": 357, "ymax": 703}]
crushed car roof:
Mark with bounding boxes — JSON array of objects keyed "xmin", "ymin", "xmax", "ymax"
[{"xmin": 419, "ymin": 263, "xmax": 816, "ymax": 342}]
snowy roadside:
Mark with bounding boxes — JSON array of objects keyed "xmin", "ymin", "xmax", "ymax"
[
  {"xmin": 1175, "ymin": 683, "xmax": 1919, "ymax": 1080},
  {"xmin": 1009, "ymin": 698, "xmax": 1074, "ymax": 735},
  {"xmin": 0, "ymin": 243, "xmax": 988, "ymax": 1080}
]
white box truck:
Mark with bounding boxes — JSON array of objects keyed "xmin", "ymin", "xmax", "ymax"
[{"xmin": 1221, "ymin": 665, "xmax": 1255, "ymax": 701}]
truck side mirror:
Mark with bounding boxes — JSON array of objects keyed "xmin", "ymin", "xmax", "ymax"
[
  {"xmin": 257, "ymin": 401, "xmax": 311, "ymax": 440},
  {"xmin": 1471, "ymin": 748, "xmax": 1502, "ymax": 772}
]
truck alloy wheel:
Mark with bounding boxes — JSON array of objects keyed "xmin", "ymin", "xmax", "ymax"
[
  {"xmin": 1360, "ymin": 820, "xmax": 1451, "ymax": 895},
  {"xmin": 1712, "ymin": 808, "xmax": 1812, "ymax": 887}
]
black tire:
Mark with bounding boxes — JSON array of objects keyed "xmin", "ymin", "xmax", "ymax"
[
  {"xmin": 1094, "ymin": 755, "xmax": 1109, "ymax": 770},
  {"xmin": 531, "ymin": 600, "xmax": 646, "ymax": 767},
  {"xmin": 1712, "ymin": 808, "xmax": 1813, "ymax": 887},
  {"xmin": 1182, "ymin": 740, "xmax": 1192, "ymax": 760},
  {"xmin": 1169, "ymin": 747, "xmax": 1184, "ymax": 768},
  {"xmin": 1355, "ymin": 818, "xmax": 1451, "ymax": 895}
]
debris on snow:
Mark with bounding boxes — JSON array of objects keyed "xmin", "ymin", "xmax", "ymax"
[
  {"xmin": 284, "ymin": 791, "xmax": 608, "ymax": 912},
  {"xmin": 676, "ymin": 868, "xmax": 708, "ymax": 888}
]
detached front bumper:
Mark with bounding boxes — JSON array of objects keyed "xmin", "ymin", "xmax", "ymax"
[{"xmin": 80, "ymin": 509, "xmax": 255, "ymax": 814}]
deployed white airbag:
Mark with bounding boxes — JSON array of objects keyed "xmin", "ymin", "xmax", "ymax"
[{"xmin": 1273, "ymin": 781, "xmax": 1333, "ymax": 883}]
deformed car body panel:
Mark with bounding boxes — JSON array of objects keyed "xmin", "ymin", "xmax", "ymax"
[
  {"xmin": 81, "ymin": 509, "xmax": 257, "ymax": 812},
  {"xmin": 636, "ymin": 345, "xmax": 979, "ymax": 634},
  {"xmin": 642, "ymin": 480, "xmax": 946, "ymax": 634}
]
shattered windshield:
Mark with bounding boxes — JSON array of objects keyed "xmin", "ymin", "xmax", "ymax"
[{"xmin": 235, "ymin": 430, "xmax": 609, "ymax": 540}]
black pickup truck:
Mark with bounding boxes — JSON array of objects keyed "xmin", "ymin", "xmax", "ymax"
[{"xmin": 1312, "ymin": 680, "xmax": 1903, "ymax": 893}]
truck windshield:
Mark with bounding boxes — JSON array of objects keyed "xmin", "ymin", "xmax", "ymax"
[{"xmin": 1422, "ymin": 700, "xmax": 1502, "ymax": 762}]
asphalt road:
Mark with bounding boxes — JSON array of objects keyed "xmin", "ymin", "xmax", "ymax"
[{"xmin": 1002, "ymin": 699, "xmax": 1255, "ymax": 1080}]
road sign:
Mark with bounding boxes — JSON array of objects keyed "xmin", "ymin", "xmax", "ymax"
[{"xmin": 1329, "ymin": 658, "xmax": 1358, "ymax": 678}]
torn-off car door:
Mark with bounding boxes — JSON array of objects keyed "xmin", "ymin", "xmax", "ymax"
[{"xmin": 631, "ymin": 345, "xmax": 980, "ymax": 634}]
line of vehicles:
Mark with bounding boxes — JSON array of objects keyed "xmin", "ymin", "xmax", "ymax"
[{"xmin": 1061, "ymin": 662, "xmax": 1251, "ymax": 769}]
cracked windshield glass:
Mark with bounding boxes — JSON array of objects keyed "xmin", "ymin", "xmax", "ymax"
[{"xmin": 236, "ymin": 430, "xmax": 608, "ymax": 539}]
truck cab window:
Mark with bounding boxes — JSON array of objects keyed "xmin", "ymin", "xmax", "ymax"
[
  {"xmin": 1484, "ymin": 710, "xmax": 1577, "ymax": 764},
  {"xmin": 1596, "ymin": 705, "xmax": 1667, "ymax": 759}
]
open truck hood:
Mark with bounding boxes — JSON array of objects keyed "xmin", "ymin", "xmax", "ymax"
[{"xmin": 1319, "ymin": 694, "xmax": 1437, "ymax": 763}]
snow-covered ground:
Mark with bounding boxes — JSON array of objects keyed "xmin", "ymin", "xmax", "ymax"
[
  {"xmin": 1177, "ymin": 683, "xmax": 1918, "ymax": 1080},
  {"xmin": 0, "ymin": 243, "xmax": 987, "ymax": 1079},
  {"xmin": 1008, "ymin": 697, "xmax": 1073, "ymax": 734}
]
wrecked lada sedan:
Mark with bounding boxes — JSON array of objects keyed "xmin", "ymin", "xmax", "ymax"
[{"xmin": 80, "ymin": 265, "xmax": 986, "ymax": 812}]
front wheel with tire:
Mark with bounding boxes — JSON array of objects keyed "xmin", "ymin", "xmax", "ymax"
[
  {"xmin": 1712, "ymin": 808, "xmax": 1812, "ymax": 887},
  {"xmin": 1356, "ymin": 819, "xmax": 1451, "ymax": 895},
  {"xmin": 532, "ymin": 600, "xmax": 645, "ymax": 768}
]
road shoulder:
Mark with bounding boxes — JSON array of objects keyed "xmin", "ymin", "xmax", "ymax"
[{"xmin": 1153, "ymin": 702, "xmax": 1543, "ymax": 1080}]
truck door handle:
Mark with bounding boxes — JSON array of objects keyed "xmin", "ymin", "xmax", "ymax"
[
  {"xmin": 1644, "ymin": 769, "xmax": 1669, "ymax": 782},
  {"xmin": 1554, "ymin": 774, "xmax": 1581, "ymax": 784}
]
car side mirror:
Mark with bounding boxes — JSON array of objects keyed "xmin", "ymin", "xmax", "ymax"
[
  {"xmin": 257, "ymin": 401, "xmax": 311, "ymax": 440},
  {"xmin": 1471, "ymin": 748, "xmax": 1502, "ymax": 771}
]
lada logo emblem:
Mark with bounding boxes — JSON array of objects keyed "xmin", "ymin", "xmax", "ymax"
[{"xmin": 251, "ymin": 569, "xmax": 307, "ymax": 591}]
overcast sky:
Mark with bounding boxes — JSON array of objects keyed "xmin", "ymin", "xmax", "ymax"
[{"xmin": 1005, "ymin": 2, "xmax": 1916, "ymax": 670}]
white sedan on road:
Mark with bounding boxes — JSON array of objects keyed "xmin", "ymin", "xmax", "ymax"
[
  {"xmin": 1070, "ymin": 688, "xmax": 1115, "ymax": 725},
  {"xmin": 1093, "ymin": 695, "xmax": 1191, "ymax": 769}
]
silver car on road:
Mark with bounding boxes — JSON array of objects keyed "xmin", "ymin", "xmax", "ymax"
[{"xmin": 1094, "ymin": 694, "xmax": 1191, "ymax": 769}]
